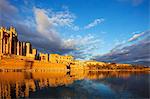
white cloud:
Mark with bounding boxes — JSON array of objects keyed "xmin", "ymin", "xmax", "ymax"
[
  {"xmin": 34, "ymin": 7, "xmax": 62, "ymax": 43},
  {"xmin": 49, "ymin": 11, "xmax": 75, "ymax": 26},
  {"xmin": 110, "ymin": 31, "xmax": 149, "ymax": 52},
  {"xmin": 33, "ymin": 7, "xmax": 101, "ymax": 58},
  {"xmin": 64, "ymin": 34, "xmax": 101, "ymax": 59},
  {"xmin": 33, "ymin": 7, "xmax": 79, "ymax": 31},
  {"xmin": 33, "ymin": 7, "xmax": 81, "ymax": 49},
  {"xmin": 128, "ymin": 32, "xmax": 146, "ymax": 42},
  {"xmin": 84, "ymin": 18, "xmax": 104, "ymax": 29},
  {"xmin": 0, "ymin": 0, "xmax": 101, "ymax": 59},
  {"xmin": 68, "ymin": 24, "xmax": 80, "ymax": 31},
  {"xmin": 93, "ymin": 30, "xmax": 150, "ymax": 66}
]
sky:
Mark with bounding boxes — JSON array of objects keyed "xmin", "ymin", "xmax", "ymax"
[{"xmin": 0, "ymin": 0, "xmax": 149, "ymax": 65}]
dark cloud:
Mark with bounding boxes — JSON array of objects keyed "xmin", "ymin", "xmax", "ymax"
[
  {"xmin": 0, "ymin": 0, "xmax": 19, "ymax": 26},
  {"xmin": 0, "ymin": 0, "xmax": 76, "ymax": 55},
  {"xmin": 0, "ymin": 0, "xmax": 100, "ymax": 58},
  {"xmin": 93, "ymin": 31, "xmax": 150, "ymax": 66},
  {"xmin": 0, "ymin": 0, "xmax": 72, "ymax": 54},
  {"xmin": 0, "ymin": 0, "xmax": 18, "ymax": 15}
]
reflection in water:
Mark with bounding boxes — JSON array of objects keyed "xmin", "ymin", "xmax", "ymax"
[{"xmin": 0, "ymin": 70, "xmax": 149, "ymax": 98}]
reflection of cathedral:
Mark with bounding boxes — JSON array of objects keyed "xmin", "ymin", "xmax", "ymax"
[
  {"xmin": 0, "ymin": 71, "xmax": 83, "ymax": 98},
  {"xmin": 0, "ymin": 71, "xmax": 140, "ymax": 98}
]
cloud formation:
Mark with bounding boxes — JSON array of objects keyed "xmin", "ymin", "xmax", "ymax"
[
  {"xmin": 128, "ymin": 31, "xmax": 147, "ymax": 42},
  {"xmin": 32, "ymin": 7, "xmax": 100, "ymax": 57},
  {"xmin": 0, "ymin": 0, "xmax": 19, "ymax": 25},
  {"xmin": 66, "ymin": 34, "xmax": 101, "ymax": 59},
  {"xmin": 0, "ymin": 0, "xmax": 100, "ymax": 59},
  {"xmin": 33, "ymin": 7, "xmax": 62, "ymax": 48},
  {"xmin": 0, "ymin": 0, "xmax": 18, "ymax": 15},
  {"xmin": 84, "ymin": 18, "xmax": 104, "ymax": 29},
  {"xmin": 93, "ymin": 31, "xmax": 150, "ymax": 66},
  {"xmin": 110, "ymin": 31, "xmax": 149, "ymax": 52}
]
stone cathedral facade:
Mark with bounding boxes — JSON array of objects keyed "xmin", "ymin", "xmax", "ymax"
[
  {"xmin": 0, "ymin": 26, "xmax": 18, "ymax": 55},
  {"xmin": 0, "ymin": 26, "xmax": 37, "ymax": 59},
  {"xmin": 0, "ymin": 26, "xmax": 74, "ymax": 65}
]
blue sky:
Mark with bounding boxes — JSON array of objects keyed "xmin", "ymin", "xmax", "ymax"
[{"xmin": 0, "ymin": 0, "xmax": 149, "ymax": 62}]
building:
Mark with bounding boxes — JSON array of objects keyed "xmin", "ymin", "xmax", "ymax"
[
  {"xmin": 39, "ymin": 53, "xmax": 49, "ymax": 62},
  {"xmin": 26, "ymin": 42, "xmax": 32, "ymax": 56},
  {"xmin": 25, "ymin": 43, "xmax": 38, "ymax": 59},
  {"xmin": 0, "ymin": 26, "xmax": 37, "ymax": 60},
  {"xmin": 116, "ymin": 63, "xmax": 132, "ymax": 67},
  {"xmin": 0, "ymin": 26, "xmax": 18, "ymax": 55},
  {"xmin": 22, "ymin": 42, "xmax": 26, "ymax": 56},
  {"xmin": 17, "ymin": 41, "xmax": 23, "ymax": 56},
  {"xmin": 0, "ymin": 26, "xmax": 75, "ymax": 64},
  {"xmin": 71, "ymin": 60, "xmax": 85, "ymax": 66},
  {"xmin": 32, "ymin": 48, "xmax": 37, "ymax": 59},
  {"xmin": 85, "ymin": 60, "xmax": 106, "ymax": 66},
  {"xmin": 49, "ymin": 54, "xmax": 74, "ymax": 65}
]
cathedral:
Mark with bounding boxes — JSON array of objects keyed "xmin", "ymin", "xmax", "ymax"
[
  {"xmin": 0, "ymin": 26, "xmax": 37, "ymax": 59},
  {"xmin": 0, "ymin": 26, "xmax": 74, "ymax": 64}
]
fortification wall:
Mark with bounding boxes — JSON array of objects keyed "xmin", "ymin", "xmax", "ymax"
[{"xmin": 0, "ymin": 56, "xmax": 67, "ymax": 70}]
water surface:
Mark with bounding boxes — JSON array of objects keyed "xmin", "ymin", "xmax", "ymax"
[{"xmin": 0, "ymin": 70, "xmax": 149, "ymax": 99}]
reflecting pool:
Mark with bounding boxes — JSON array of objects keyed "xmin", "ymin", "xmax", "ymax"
[{"xmin": 0, "ymin": 70, "xmax": 149, "ymax": 99}]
